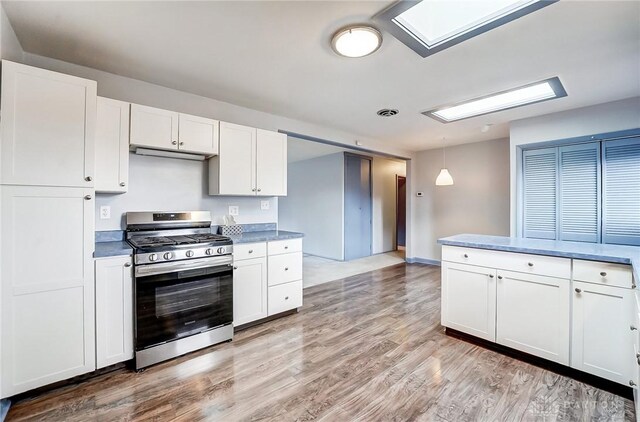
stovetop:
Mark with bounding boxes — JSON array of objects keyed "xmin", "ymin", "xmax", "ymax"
[{"xmin": 128, "ymin": 233, "xmax": 230, "ymax": 248}]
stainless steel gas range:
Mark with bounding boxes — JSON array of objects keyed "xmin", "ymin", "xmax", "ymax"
[{"xmin": 126, "ymin": 211, "xmax": 233, "ymax": 370}]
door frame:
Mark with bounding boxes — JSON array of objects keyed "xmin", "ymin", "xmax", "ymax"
[
  {"xmin": 343, "ymin": 152, "xmax": 373, "ymax": 260},
  {"xmin": 395, "ymin": 175, "xmax": 407, "ymax": 250}
]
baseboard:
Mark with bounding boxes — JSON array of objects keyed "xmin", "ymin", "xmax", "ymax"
[{"xmin": 406, "ymin": 257, "xmax": 441, "ymax": 266}]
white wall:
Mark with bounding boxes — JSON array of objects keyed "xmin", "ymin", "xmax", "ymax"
[
  {"xmin": 509, "ymin": 97, "xmax": 640, "ymax": 234},
  {"xmin": 372, "ymin": 157, "xmax": 406, "ymax": 254},
  {"xmin": 96, "ymin": 154, "xmax": 277, "ymax": 231},
  {"xmin": 278, "ymin": 153, "xmax": 344, "ymax": 260},
  {"xmin": 410, "ymin": 138, "xmax": 510, "ymax": 262}
]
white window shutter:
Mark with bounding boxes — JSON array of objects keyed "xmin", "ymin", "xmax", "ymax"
[{"xmin": 523, "ymin": 148, "xmax": 558, "ymax": 240}]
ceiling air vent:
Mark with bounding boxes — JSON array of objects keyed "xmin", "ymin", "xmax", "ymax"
[{"xmin": 377, "ymin": 108, "xmax": 399, "ymax": 117}]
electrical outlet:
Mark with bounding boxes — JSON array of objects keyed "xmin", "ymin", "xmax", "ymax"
[
  {"xmin": 100, "ymin": 206, "xmax": 111, "ymax": 219},
  {"xmin": 261, "ymin": 200, "xmax": 270, "ymax": 210},
  {"xmin": 229, "ymin": 206, "xmax": 239, "ymax": 216}
]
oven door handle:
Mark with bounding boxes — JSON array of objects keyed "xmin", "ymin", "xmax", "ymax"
[{"xmin": 135, "ymin": 256, "xmax": 233, "ymax": 277}]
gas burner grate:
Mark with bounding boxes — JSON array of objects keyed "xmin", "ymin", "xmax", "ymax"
[{"xmin": 128, "ymin": 236, "xmax": 177, "ymax": 247}]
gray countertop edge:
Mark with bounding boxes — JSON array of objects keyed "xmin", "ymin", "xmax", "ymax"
[
  {"xmin": 438, "ymin": 234, "xmax": 640, "ymax": 283},
  {"xmin": 230, "ymin": 230, "xmax": 304, "ymax": 244},
  {"xmin": 94, "ymin": 241, "xmax": 133, "ymax": 258}
]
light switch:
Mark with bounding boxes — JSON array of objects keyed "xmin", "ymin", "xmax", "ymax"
[
  {"xmin": 100, "ymin": 206, "xmax": 111, "ymax": 219},
  {"xmin": 229, "ymin": 206, "xmax": 239, "ymax": 216},
  {"xmin": 261, "ymin": 200, "xmax": 270, "ymax": 210}
]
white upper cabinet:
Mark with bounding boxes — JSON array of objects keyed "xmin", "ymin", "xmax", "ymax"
[
  {"xmin": 0, "ymin": 60, "xmax": 97, "ymax": 187},
  {"xmin": 256, "ymin": 129, "xmax": 287, "ymax": 196},
  {"xmin": 209, "ymin": 123, "xmax": 287, "ymax": 196},
  {"xmin": 209, "ymin": 122, "xmax": 256, "ymax": 195},
  {"xmin": 95, "ymin": 97, "xmax": 130, "ymax": 193},
  {"xmin": 129, "ymin": 104, "xmax": 179, "ymax": 151},
  {"xmin": 178, "ymin": 113, "xmax": 219, "ymax": 155},
  {"xmin": 1, "ymin": 185, "xmax": 95, "ymax": 397}
]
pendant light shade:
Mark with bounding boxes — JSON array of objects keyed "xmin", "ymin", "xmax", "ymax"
[
  {"xmin": 435, "ymin": 168, "xmax": 454, "ymax": 186},
  {"xmin": 435, "ymin": 138, "xmax": 454, "ymax": 186}
]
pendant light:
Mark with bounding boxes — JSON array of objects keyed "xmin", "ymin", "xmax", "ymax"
[{"xmin": 435, "ymin": 138, "xmax": 454, "ymax": 186}]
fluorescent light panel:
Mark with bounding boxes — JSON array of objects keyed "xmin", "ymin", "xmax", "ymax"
[{"xmin": 424, "ymin": 77, "xmax": 567, "ymax": 123}]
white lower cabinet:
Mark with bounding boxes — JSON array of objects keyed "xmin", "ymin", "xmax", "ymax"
[
  {"xmin": 441, "ymin": 262, "xmax": 496, "ymax": 342},
  {"xmin": 232, "ymin": 239, "xmax": 303, "ymax": 326},
  {"xmin": 95, "ymin": 256, "xmax": 134, "ymax": 369},
  {"xmin": 1, "ymin": 186, "xmax": 95, "ymax": 398},
  {"xmin": 571, "ymin": 280, "xmax": 635, "ymax": 385},
  {"xmin": 496, "ymin": 270, "xmax": 570, "ymax": 365},
  {"xmin": 233, "ymin": 256, "xmax": 268, "ymax": 326}
]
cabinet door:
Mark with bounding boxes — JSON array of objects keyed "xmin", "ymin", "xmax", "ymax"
[
  {"xmin": 129, "ymin": 104, "xmax": 179, "ymax": 151},
  {"xmin": 0, "ymin": 60, "xmax": 96, "ymax": 187},
  {"xmin": 571, "ymin": 281, "xmax": 635, "ymax": 385},
  {"xmin": 441, "ymin": 262, "xmax": 496, "ymax": 342},
  {"xmin": 496, "ymin": 270, "xmax": 570, "ymax": 364},
  {"xmin": 212, "ymin": 122, "xmax": 256, "ymax": 195},
  {"xmin": 1, "ymin": 186, "xmax": 95, "ymax": 397},
  {"xmin": 95, "ymin": 97, "xmax": 130, "ymax": 193},
  {"xmin": 256, "ymin": 129, "xmax": 287, "ymax": 196},
  {"xmin": 233, "ymin": 257, "xmax": 267, "ymax": 326},
  {"xmin": 95, "ymin": 256, "xmax": 133, "ymax": 369},
  {"xmin": 178, "ymin": 113, "xmax": 219, "ymax": 156}
]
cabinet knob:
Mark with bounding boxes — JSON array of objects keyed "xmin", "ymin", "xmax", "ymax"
[
  {"xmin": 284, "ymin": 246, "xmax": 289, "ymax": 250},
  {"xmin": 179, "ymin": 142, "xmax": 184, "ymax": 146},
  {"xmin": 248, "ymin": 250, "xmax": 253, "ymax": 254},
  {"xmin": 172, "ymin": 141, "xmax": 177, "ymax": 145},
  {"xmin": 630, "ymin": 380, "xmax": 637, "ymax": 387},
  {"xmin": 85, "ymin": 176, "xmax": 92, "ymax": 182},
  {"xmin": 252, "ymin": 188, "xmax": 257, "ymax": 192},
  {"xmin": 575, "ymin": 288, "xmax": 582, "ymax": 293},
  {"xmin": 631, "ymin": 325, "xmax": 638, "ymax": 331},
  {"xmin": 284, "ymin": 267, "xmax": 289, "ymax": 271},
  {"xmin": 488, "ymin": 274, "xmax": 494, "ymax": 278},
  {"xmin": 527, "ymin": 262, "xmax": 534, "ymax": 267},
  {"xmin": 463, "ymin": 254, "xmax": 469, "ymax": 258},
  {"xmin": 84, "ymin": 195, "xmax": 92, "ymax": 200},
  {"xmin": 124, "ymin": 262, "xmax": 131, "ymax": 267},
  {"xmin": 120, "ymin": 182, "xmax": 126, "ymax": 187},
  {"xmin": 257, "ymin": 188, "xmax": 262, "ymax": 192},
  {"xmin": 497, "ymin": 275, "xmax": 503, "ymax": 280},
  {"xmin": 285, "ymin": 296, "xmax": 289, "ymax": 300},
  {"xmin": 233, "ymin": 266, "xmax": 238, "ymax": 270},
  {"xmin": 600, "ymin": 271, "xmax": 607, "ymax": 277}
]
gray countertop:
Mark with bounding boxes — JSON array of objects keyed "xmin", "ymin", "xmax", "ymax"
[
  {"xmin": 229, "ymin": 230, "xmax": 304, "ymax": 244},
  {"xmin": 94, "ymin": 241, "xmax": 133, "ymax": 258},
  {"xmin": 438, "ymin": 234, "xmax": 640, "ymax": 283}
]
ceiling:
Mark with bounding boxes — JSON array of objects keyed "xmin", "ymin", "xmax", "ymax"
[{"xmin": 5, "ymin": 1, "xmax": 639, "ymax": 151}]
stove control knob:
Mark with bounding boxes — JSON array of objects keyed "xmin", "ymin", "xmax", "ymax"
[
  {"xmin": 148, "ymin": 253, "xmax": 158, "ymax": 262},
  {"xmin": 217, "ymin": 247, "xmax": 225, "ymax": 254},
  {"xmin": 205, "ymin": 248, "xmax": 213, "ymax": 256},
  {"xmin": 186, "ymin": 250, "xmax": 194, "ymax": 258},
  {"xmin": 164, "ymin": 252, "xmax": 174, "ymax": 260}
]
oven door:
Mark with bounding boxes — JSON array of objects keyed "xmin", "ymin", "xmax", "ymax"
[{"xmin": 135, "ymin": 256, "xmax": 233, "ymax": 351}]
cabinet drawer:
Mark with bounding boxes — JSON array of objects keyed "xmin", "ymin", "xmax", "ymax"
[
  {"xmin": 573, "ymin": 259, "xmax": 634, "ymax": 289},
  {"xmin": 233, "ymin": 242, "xmax": 267, "ymax": 261},
  {"xmin": 268, "ymin": 252, "xmax": 303, "ymax": 286},
  {"xmin": 442, "ymin": 246, "xmax": 571, "ymax": 279},
  {"xmin": 268, "ymin": 280, "xmax": 302, "ymax": 316},
  {"xmin": 268, "ymin": 238, "xmax": 302, "ymax": 256}
]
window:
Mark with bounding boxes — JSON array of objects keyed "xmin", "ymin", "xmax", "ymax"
[{"xmin": 520, "ymin": 135, "xmax": 640, "ymax": 246}]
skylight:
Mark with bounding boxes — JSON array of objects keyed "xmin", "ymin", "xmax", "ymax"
[
  {"xmin": 374, "ymin": 0, "xmax": 557, "ymax": 57},
  {"xmin": 423, "ymin": 77, "xmax": 567, "ymax": 123}
]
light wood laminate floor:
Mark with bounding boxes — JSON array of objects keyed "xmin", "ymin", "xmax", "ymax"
[{"xmin": 7, "ymin": 263, "xmax": 634, "ymax": 421}]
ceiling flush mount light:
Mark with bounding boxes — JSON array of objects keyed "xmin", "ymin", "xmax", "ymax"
[
  {"xmin": 331, "ymin": 25, "xmax": 382, "ymax": 58},
  {"xmin": 435, "ymin": 138, "xmax": 454, "ymax": 186},
  {"xmin": 374, "ymin": 0, "xmax": 557, "ymax": 58},
  {"xmin": 424, "ymin": 77, "xmax": 567, "ymax": 123}
]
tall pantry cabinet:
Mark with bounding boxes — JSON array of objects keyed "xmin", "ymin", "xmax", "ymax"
[{"xmin": 0, "ymin": 61, "xmax": 97, "ymax": 397}]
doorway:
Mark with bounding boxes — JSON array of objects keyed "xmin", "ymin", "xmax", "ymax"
[
  {"xmin": 396, "ymin": 175, "xmax": 407, "ymax": 249},
  {"xmin": 344, "ymin": 153, "xmax": 372, "ymax": 261}
]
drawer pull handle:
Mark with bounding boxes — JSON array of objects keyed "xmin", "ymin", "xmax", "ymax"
[
  {"xmin": 631, "ymin": 325, "xmax": 638, "ymax": 331},
  {"xmin": 575, "ymin": 288, "xmax": 582, "ymax": 293},
  {"xmin": 497, "ymin": 275, "xmax": 503, "ymax": 280},
  {"xmin": 463, "ymin": 254, "xmax": 469, "ymax": 258},
  {"xmin": 124, "ymin": 262, "xmax": 131, "ymax": 268},
  {"xmin": 488, "ymin": 274, "xmax": 494, "ymax": 278},
  {"xmin": 285, "ymin": 296, "xmax": 289, "ymax": 300},
  {"xmin": 527, "ymin": 262, "xmax": 534, "ymax": 267},
  {"xmin": 285, "ymin": 267, "xmax": 289, "ymax": 271},
  {"xmin": 631, "ymin": 380, "xmax": 637, "ymax": 387},
  {"xmin": 600, "ymin": 271, "xmax": 607, "ymax": 277},
  {"xmin": 248, "ymin": 250, "xmax": 253, "ymax": 253}
]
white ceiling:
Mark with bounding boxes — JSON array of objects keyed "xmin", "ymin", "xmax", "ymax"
[{"xmin": 4, "ymin": 1, "xmax": 639, "ymax": 151}]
